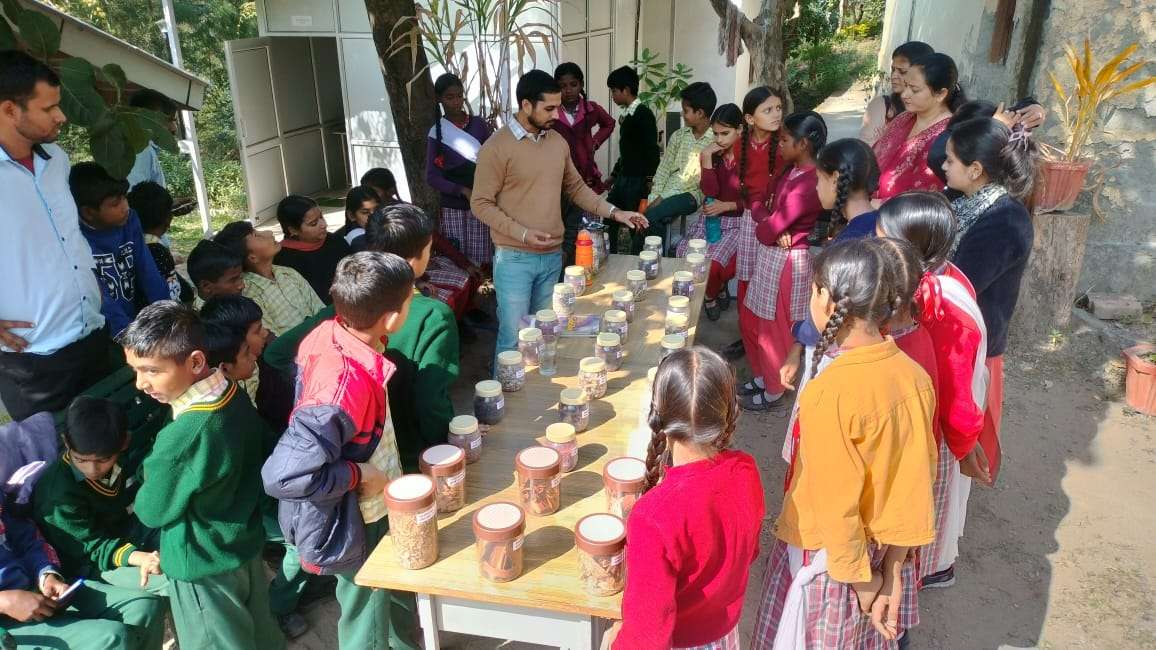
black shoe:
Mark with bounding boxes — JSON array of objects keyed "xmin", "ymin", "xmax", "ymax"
[
  {"xmin": 736, "ymin": 380, "xmax": 763, "ymax": 397},
  {"xmin": 921, "ymin": 565, "xmax": 956, "ymax": 589},
  {"xmin": 717, "ymin": 289, "xmax": 731, "ymax": 312},
  {"xmin": 739, "ymin": 392, "xmax": 787, "ymax": 415},
  {"xmin": 278, "ymin": 612, "xmax": 310, "ymax": 640},
  {"xmin": 704, "ymin": 300, "xmax": 722, "ymax": 321},
  {"xmin": 723, "ymin": 338, "xmax": 746, "ymax": 361}
]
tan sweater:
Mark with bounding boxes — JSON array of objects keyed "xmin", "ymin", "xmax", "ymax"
[{"xmin": 471, "ymin": 124, "xmax": 611, "ymax": 252}]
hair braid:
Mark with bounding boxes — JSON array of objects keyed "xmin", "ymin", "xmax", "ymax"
[
  {"xmin": 642, "ymin": 420, "xmax": 668, "ymax": 492},
  {"xmin": 739, "ymin": 124, "xmax": 750, "ymax": 203},
  {"xmin": 811, "ymin": 298, "xmax": 849, "ymax": 378},
  {"xmin": 434, "ymin": 102, "xmax": 445, "ymax": 159},
  {"xmin": 833, "ymin": 161, "xmax": 852, "ymax": 221},
  {"xmin": 768, "ymin": 131, "xmax": 780, "ymax": 180}
]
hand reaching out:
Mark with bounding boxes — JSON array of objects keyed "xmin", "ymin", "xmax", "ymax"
[
  {"xmin": 612, "ymin": 211, "xmax": 649, "ymax": 231},
  {"xmin": 959, "ymin": 444, "xmax": 993, "ymax": 486},
  {"xmin": 0, "ymin": 320, "xmax": 33, "ymax": 352},
  {"xmin": 0, "ymin": 590, "xmax": 57, "ymax": 622}
]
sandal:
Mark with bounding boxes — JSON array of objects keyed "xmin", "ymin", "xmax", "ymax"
[
  {"xmin": 722, "ymin": 338, "xmax": 746, "ymax": 361},
  {"xmin": 704, "ymin": 300, "xmax": 722, "ymax": 321},
  {"xmin": 717, "ymin": 287, "xmax": 731, "ymax": 311},
  {"xmin": 736, "ymin": 380, "xmax": 764, "ymax": 397},
  {"xmin": 739, "ymin": 392, "xmax": 788, "ymax": 415}
]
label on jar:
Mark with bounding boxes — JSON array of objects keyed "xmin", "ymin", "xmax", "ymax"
[
  {"xmin": 515, "ymin": 368, "xmax": 525, "ymax": 380},
  {"xmin": 495, "ymin": 397, "xmax": 505, "ymax": 410},
  {"xmin": 416, "ymin": 504, "xmax": 438, "ymax": 525},
  {"xmin": 469, "ymin": 437, "xmax": 482, "ymax": 450},
  {"xmin": 550, "ymin": 476, "xmax": 561, "ymax": 487},
  {"xmin": 447, "ymin": 470, "xmax": 465, "ymax": 487},
  {"xmin": 609, "ymin": 551, "xmax": 624, "ymax": 566},
  {"xmin": 512, "ymin": 536, "xmax": 525, "ymax": 550},
  {"xmin": 566, "ymin": 448, "xmax": 578, "ymax": 464}
]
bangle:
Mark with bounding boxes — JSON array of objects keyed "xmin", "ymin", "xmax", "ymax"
[{"xmin": 521, "ymin": 228, "xmax": 528, "ymax": 244}]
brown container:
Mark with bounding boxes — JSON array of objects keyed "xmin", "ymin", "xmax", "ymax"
[
  {"xmin": 1123, "ymin": 344, "xmax": 1156, "ymax": 416},
  {"xmin": 1034, "ymin": 160, "xmax": 1091, "ymax": 213},
  {"xmin": 515, "ymin": 446, "xmax": 562, "ymax": 515},
  {"xmin": 574, "ymin": 513, "xmax": 627, "ymax": 596},
  {"xmin": 472, "ymin": 502, "xmax": 526, "ymax": 582},
  {"xmin": 602, "ymin": 457, "xmax": 647, "ymax": 520},
  {"xmin": 384, "ymin": 475, "xmax": 439, "ymax": 569},
  {"xmin": 419, "ymin": 445, "xmax": 467, "ymax": 513}
]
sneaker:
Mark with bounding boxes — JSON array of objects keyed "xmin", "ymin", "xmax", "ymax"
[
  {"xmin": 279, "ymin": 612, "xmax": 310, "ymax": 640},
  {"xmin": 921, "ymin": 565, "xmax": 956, "ymax": 589},
  {"xmin": 722, "ymin": 339, "xmax": 746, "ymax": 361},
  {"xmin": 739, "ymin": 392, "xmax": 787, "ymax": 414},
  {"xmin": 704, "ymin": 300, "xmax": 722, "ymax": 321}
]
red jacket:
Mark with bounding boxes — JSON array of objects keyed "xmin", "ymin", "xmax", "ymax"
[
  {"xmin": 551, "ymin": 98, "xmax": 615, "ymax": 193},
  {"xmin": 895, "ymin": 325, "xmax": 941, "ymax": 443},
  {"xmin": 753, "ymin": 166, "xmax": 823, "ymax": 247}
]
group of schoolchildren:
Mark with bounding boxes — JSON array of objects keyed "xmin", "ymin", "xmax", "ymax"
[{"xmin": 2, "ymin": 42, "xmax": 1038, "ymax": 649}]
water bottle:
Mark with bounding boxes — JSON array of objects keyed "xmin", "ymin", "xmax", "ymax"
[{"xmin": 703, "ymin": 198, "xmax": 722, "ymax": 244}]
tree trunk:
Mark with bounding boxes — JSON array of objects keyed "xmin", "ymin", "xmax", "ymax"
[
  {"xmin": 364, "ymin": 0, "xmax": 440, "ymax": 216},
  {"xmin": 1010, "ymin": 211, "xmax": 1092, "ymax": 346},
  {"xmin": 837, "ymin": 0, "xmax": 846, "ymax": 31},
  {"xmin": 706, "ymin": 0, "xmax": 793, "ymax": 109}
]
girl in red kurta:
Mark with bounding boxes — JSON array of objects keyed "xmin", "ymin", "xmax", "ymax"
[
  {"xmin": 740, "ymin": 112, "xmax": 826, "ymax": 412},
  {"xmin": 873, "ymin": 53, "xmax": 965, "ymax": 199},
  {"xmin": 607, "ymin": 347, "xmax": 764, "ymax": 650}
]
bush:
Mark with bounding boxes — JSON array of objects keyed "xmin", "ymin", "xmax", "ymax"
[
  {"xmin": 837, "ymin": 22, "xmax": 880, "ymax": 40},
  {"xmin": 788, "ymin": 38, "xmax": 876, "ymax": 112}
]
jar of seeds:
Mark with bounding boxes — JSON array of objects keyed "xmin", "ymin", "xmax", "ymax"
[
  {"xmin": 574, "ymin": 513, "xmax": 626, "ymax": 596},
  {"xmin": 472, "ymin": 502, "xmax": 525, "ymax": 583},
  {"xmin": 552, "ymin": 283, "xmax": 576, "ymax": 318},
  {"xmin": 515, "ymin": 446, "xmax": 562, "ymax": 516},
  {"xmin": 625, "ymin": 270, "xmax": 647, "ymax": 302},
  {"xmin": 544, "ymin": 422, "xmax": 578, "ymax": 472},
  {"xmin": 666, "ymin": 295, "xmax": 690, "ymax": 319},
  {"xmin": 665, "ymin": 312, "xmax": 690, "ymax": 337},
  {"xmin": 496, "ymin": 351, "xmax": 526, "ymax": 392},
  {"xmin": 578, "ymin": 356, "xmax": 608, "ymax": 399},
  {"xmin": 564, "ymin": 265, "xmax": 587, "ymax": 296},
  {"xmin": 611, "ymin": 290, "xmax": 635, "ymax": 323},
  {"xmin": 602, "ymin": 456, "xmax": 647, "ymax": 520},
  {"xmin": 686, "ymin": 253, "xmax": 708, "ymax": 283},
  {"xmin": 473, "ymin": 380, "xmax": 505, "ymax": 435},
  {"xmin": 594, "ymin": 332, "xmax": 624, "ymax": 371},
  {"xmin": 448, "ymin": 415, "xmax": 482, "ymax": 464},
  {"xmin": 535, "ymin": 309, "xmax": 560, "ymax": 344},
  {"xmin": 384, "ymin": 475, "xmax": 439, "ymax": 569},
  {"xmin": 638, "ymin": 251, "xmax": 660, "ymax": 280},
  {"xmin": 642, "ymin": 235, "xmax": 663, "ymax": 255},
  {"xmin": 517, "ymin": 327, "xmax": 543, "ymax": 367},
  {"xmin": 671, "ymin": 271, "xmax": 695, "ymax": 298},
  {"xmin": 419, "ymin": 445, "xmax": 466, "ymax": 513},
  {"xmin": 558, "ymin": 387, "xmax": 590, "ymax": 433},
  {"xmin": 686, "ymin": 238, "xmax": 708, "ymax": 258},
  {"xmin": 660, "ymin": 333, "xmax": 686, "ymax": 360},
  {"xmin": 601, "ymin": 309, "xmax": 629, "ymax": 344}
]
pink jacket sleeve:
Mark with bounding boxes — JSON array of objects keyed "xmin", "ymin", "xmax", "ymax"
[
  {"xmin": 614, "ymin": 513, "xmax": 678, "ymax": 650},
  {"xmin": 700, "ymin": 162, "xmax": 721, "ymax": 198},
  {"xmin": 589, "ymin": 101, "xmax": 616, "ymax": 151},
  {"xmin": 754, "ymin": 170, "xmax": 822, "ymax": 246}
]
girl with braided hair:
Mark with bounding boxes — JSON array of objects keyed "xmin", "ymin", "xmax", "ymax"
[
  {"xmin": 816, "ymin": 138, "xmax": 881, "ymax": 242},
  {"xmin": 606, "ymin": 346, "xmax": 763, "ymax": 650},
  {"xmin": 752, "ymin": 238, "xmax": 937, "ymax": 650},
  {"xmin": 739, "ymin": 111, "xmax": 826, "ymax": 412},
  {"xmin": 425, "ymin": 73, "xmax": 495, "ymax": 268}
]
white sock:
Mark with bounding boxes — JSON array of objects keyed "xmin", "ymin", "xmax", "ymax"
[
  {"xmin": 754, "ymin": 376, "xmax": 765, "ymax": 389},
  {"xmin": 763, "ymin": 390, "xmax": 783, "ymax": 402}
]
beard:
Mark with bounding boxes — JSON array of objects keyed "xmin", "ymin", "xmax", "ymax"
[
  {"xmin": 528, "ymin": 113, "xmax": 555, "ymax": 131},
  {"xmin": 17, "ymin": 118, "xmax": 59, "ymax": 144}
]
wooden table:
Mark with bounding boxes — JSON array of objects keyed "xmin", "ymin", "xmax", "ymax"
[{"xmin": 355, "ymin": 254, "xmax": 706, "ymax": 649}]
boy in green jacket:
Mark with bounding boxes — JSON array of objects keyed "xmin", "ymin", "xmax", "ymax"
[
  {"xmin": 263, "ymin": 203, "xmax": 460, "ymax": 470},
  {"xmin": 120, "ymin": 301, "xmax": 285, "ymax": 650}
]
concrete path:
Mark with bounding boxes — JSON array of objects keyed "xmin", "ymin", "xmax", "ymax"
[{"xmin": 814, "ymin": 84, "xmax": 871, "ymax": 142}]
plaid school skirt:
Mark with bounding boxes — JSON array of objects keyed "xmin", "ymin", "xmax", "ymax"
[
  {"xmin": 736, "ymin": 210, "xmax": 760, "ymax": 281},
  {"xmin": 675, "ymin": 626, "xmax": 741, "ymax": 650},
  {"xmin": 440, "ymin": 206, "xmax": 494, "ymax": 267},
  {"xmin": 744, "ymin": 245, "xmax": 812, "ymax": 321},
  {"xmin": 675, "ymin": 212, "xmax": 743, "ymax": 267},
  {"xmin": 918, "ymin": 438, "xmax": 971, "ymax": 583},
  {"xmin": 752, "ymin": 540, "xmax": 920, "ymax": 650},
  {"xmin": 426, "ymin": 254, "xmax": 469, "ymax": 306}
]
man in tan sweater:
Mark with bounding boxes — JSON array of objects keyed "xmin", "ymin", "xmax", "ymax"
[{"xmin": 472, "ymin": 69, "xmax": 647, "ymax": 355}]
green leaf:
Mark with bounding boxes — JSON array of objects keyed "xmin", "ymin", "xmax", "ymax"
[
  {"xmin": 100, "ymin": 63, "xmax": 128, "ymax": 97},
  {"xmin": 0, "ymin": 16, "xmax": 15, "ymax": 50},
  {"xmin": 0, "ymin": 0, "xmax": 24, "ymax": 21},
  {"xmin": 116, "ymin": 109, "xmax": 151, "ymax": 155},
  {"xmin": 122, "ymin": 107, "xmax": 178, "ymax": 153},
  {"xmin": 89, "ymin": 119, "xmax": 135, "ymax": 179},
  {"xmin": 17, "ymin": 9, "xmax": 60, "ymax": 59},
  {"xmin": 57, "ymin": 58, "xmax": 107, "ymax": 128}
]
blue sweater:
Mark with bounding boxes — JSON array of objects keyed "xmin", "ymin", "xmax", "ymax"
[
  {"xmin": 81, "ymin": 209, "xmax": 170, "ymax": 336},
  {"xmin": 0, "ymin": 497, "xmax": 59, "ymax": 591}
]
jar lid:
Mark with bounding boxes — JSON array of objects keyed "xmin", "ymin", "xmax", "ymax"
[
  {"xmin": 560, "ymin": 387, "xmax": 587, "ymax": 406},
  {"xmin": 579, "ymin": 356, "xmax": 606, "ymax": 373},
  {"xmin": 384, "ymin": 474, "xmax": 436, "ymax": 512},
  {"xmin": 612, "ymin": 289, "xmax": 633, "ymax": 302},
  {"xmin": 673, "ymin": 271, "xmax": 694, "ymax": 282},
  {"xmin": 574, "ymin": 513, "xmax": 626, "ymax": 555},
  {"xmin": 687, "ymin": 238, "xmax": 707, "ymax": 249},
  {"xmin": 473, "ymin": 501, "xmax": 525, "ymax": 541},
  {"xmin": 596, "ymin": 332, "xmax": 621, "ymax": 347},
  {"xmin": 515, "ymin": 446, "xmax": 561, "ymax": 478},
  {"xmin": 419, "ymin": 444, "xmax": 465, "ymax": 476},
  {"xmin": 660, "ymin": 333, "xmax": 687, "ymax": 350},
  {"xmin": 639, "ymin": 250, "xmax": 659, "ymax": 262},
  {"xmin": 545, "ymin": 422, "xmax": 576, "ymax": 444},
  {"xmin": 647, "ymin": 366, "xmax": 658, "ymax": 383},
  {"xmin": 686, "ymin": 253, "xmax": 705, "ymax": 264},
  {"xmin": 666, "ymin": 313, "xmax": 689, "ymax": 325},
  {"xmin": 603, "ymin": 456, "xmax": 647, "ymax": 492},
  {"xmin": 518, "ymin": 327, "xmax": 542, "ymax": 342},
  {"xmin": 475, "ymin": 379, "xmax": 502, "ymax": 398},
  {"xmin": 564, "ymin": 265, "xmax": 585, "ymax": 278},
  {"xmin": 553, "ymin": 282, "xmax": 574, "ymax": 294},
  {"xmin": 536, "ymin": 309, "xmax": 558, "ymax": 323},
  {"xmin": 644, "ymin": 235, "xmax": 663, "ymax": 247},
  {"xmin": 668, "ymin": 295, "xmax": 690, "ymax": 310},
  {"xmin": 497, "ymin": 350, "xmax": 524, "ymax": 366},
  {"xmin": 449, "ymin": 414, "xmax": 479, "ymax": 436},
  {"xmin": 625, "ymin": 270, "xmax": 646, "ymax": 281},
  {"xmin": 603, "ymin": 309, "xmax": 626, "ymax": 323}
]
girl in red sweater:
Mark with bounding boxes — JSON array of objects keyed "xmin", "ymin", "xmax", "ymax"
[
  {"xmin": 608, "ymin": 347, "xmax": 764, "ymax": 650},
  {"xmin": 740, "ymin": 111, "xmax": 826, "ymax": 412}
]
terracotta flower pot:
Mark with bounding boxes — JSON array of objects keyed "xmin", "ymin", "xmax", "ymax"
[
  {"xmin": 1123, "ymin": 344, "xmax": 1156, "ymax": 416},
  {"xmin": 1034, "ymin": 160, "xmax": 1091, "ymax": 213}
]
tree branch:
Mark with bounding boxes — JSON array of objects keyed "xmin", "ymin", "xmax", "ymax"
[{"xmin": 706, "ymin": 0, "xmax": 756, "ymax": 44}]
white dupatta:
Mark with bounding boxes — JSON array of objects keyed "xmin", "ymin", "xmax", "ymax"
[{"xmin": 429, "ymin": 117, "xmax": 482, "ymax": 163}]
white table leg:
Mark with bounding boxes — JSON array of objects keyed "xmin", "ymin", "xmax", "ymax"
[{"xmin": 416, "ymin": 593, "xmax": 441, "ymax": 650}]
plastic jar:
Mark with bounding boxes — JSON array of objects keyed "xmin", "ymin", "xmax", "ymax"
[
  {"xmin": 552, "ymin": 283, "xmax": 576, "ymax": 318},
  {"xmin": 515, "ymin": 446, "xmax": 562, "ymax": 516},
  {"xmin": 517, "ymin": 327, "xmax": 543, "ymax": 367},
  {"xmin": 564, "ymin": 265, "xmax": 587, "ymax": 296},
  {"xmin": 603, "ymin": 456, "xmax": 647, "ymax": 520},
  {"xmin": 384, "ymin": 474, "xmax": 439, "ymax": 569},
  {"xmin": 665, "ymin": 312, "xmax": 690, "ymax": 337},
  {"xmin": 448, "ymin": 414, "xmax": 483, "ymax": 464},
  {"xmin": 686, "ymin": 238, "xmax": 708, "ymax": 258},
  {"xmin": 578, "ymin": 356, "xmax": 608, "ymax": 399},
  {"xmin": 625, "ymin": 270, "xmax": 648, "ymax": 302},
  {"xmin": 601, "ymin": 309, "xmax": 629, "ymax": 344},
  {"xmin": 574, "ymin": 513, "xmax": 627, "ymax": 596},
  {"xmin": 558, "ymin": 387, "xmax": 590, "ymax": 433},
  {"xmin": 595, "ymin": 332, "xmax": 624, "ymax": 372},
  {"xmin": 667, "ymin": 295, "xmax": 690, "ymax": 318},
  {"xmin": 660, "ymin": 333, "xmax": 686, "ymax": 360},
  {"xmin": 472, "ymin": 502, "xmax": 525, "ymax": 583},
  {"xmin": 671, "ymin": 271, "xmax": 695, "ymax": 298},
  {"xmin": 539, "ymin": 340, "xmax": 558, "ymax": 377},
  {"xmin": 535, "ymin": 309, "xmax": 560, "ymax": 344},
  {"xmin": 686, "ymin": 253, "xmax": 708, "ymax": 283},
  {"xmin": 611, "ymin": 290, "xmax": 636, "ymax": 323},
  {"xmin": 419, "ymin": 445, "xmax": 466, "ymax": 513},
  {"xmin": 544, "ymin": 422, "xmax": 579, "ymax": 472},
  {"xmin": 496, "ymin": 351, "xmax": 526, "ymax": 393},
  {"xmin": 643, "ymin": 235, "xmax": 663, "ymax": 255},
  {"xmin": 473, "ymin": 380, "xmax": 505, "ymax": 435},
  {"xmin": 638, "ymin": 251, "xmax": 660, "ymax": 280}
]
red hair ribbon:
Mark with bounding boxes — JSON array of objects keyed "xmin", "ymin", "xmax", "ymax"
[{"xmin": 916, "ymin": 272, "xmax": 945, "ymax": 323}]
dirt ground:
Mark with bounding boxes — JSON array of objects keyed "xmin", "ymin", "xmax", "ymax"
[{"xmin": 277, "ymin": 294, "xmax": 1156, "ymax": 650}]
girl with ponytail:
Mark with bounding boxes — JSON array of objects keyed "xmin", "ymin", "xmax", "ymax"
[
  {"xmin": 874, "ymin": 52, "xmax": 965, "ymax": 199},
  {"xmin": 425, "ymin": 72, "xmax": 495, "ymax": 268},
  {"xmin": 753, "ymin": 238, "xmax": 937, "ymax": 650},
  {"xmin": 738, "ymin": 111, "xmax": 826, "ymax": 412},
  {"xmin": 609, "ymin": 346, "xmax": 764, "ymax": 650},
  {"xmin": 815, "ymin": 137, "xmax": 881, "ymax": 242}
]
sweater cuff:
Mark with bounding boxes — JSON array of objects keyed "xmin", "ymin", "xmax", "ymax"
[
  {"xmin": 113, "ymin": 543, "xmax": 138, "ymax": 568},
  {"xmin": 347, "ymin": 461, "xmax": 361, "ymax": 492}
]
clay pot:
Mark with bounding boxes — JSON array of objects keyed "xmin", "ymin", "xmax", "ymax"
[
  {"xmin": 1123, "ymin": 344, "xmax": 1156, "ymax": 416},
  {"xmin": 1034, "ymin": 160, "xmax": 1091, "ymax": 213}
]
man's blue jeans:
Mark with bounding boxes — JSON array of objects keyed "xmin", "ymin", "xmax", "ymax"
[{"xmin": 493, "ymin": 247, "xmax": 564, "ymax": 356}]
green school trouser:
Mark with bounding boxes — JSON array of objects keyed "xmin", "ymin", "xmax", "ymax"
[
  {"xmin": 167, "ymin": 555, "xmax": 286, "ymax": 650},
  {"xmin": 644, "ymin": 192, "xmax": 699, "ymax": 251},
  {"xmin": 336, "ymin": 518, "xmax": 419, "ymax": 650},
  {"xmin": 263, "ymin": 498, "xmax": 309, "ymax": 617},
  {"xmin": 99, "ymin": 565, "xmax": 170, "ymax": 597},
  {"xmin": 1, "ymin": 579, "xmax": 166, "ymax": 650}
]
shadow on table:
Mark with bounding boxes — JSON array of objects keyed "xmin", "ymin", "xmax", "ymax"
[
  {"xmin": 560, "ymin": 470, "xmax": 604, "ymax": 510},
  {"xmin": 522, "ymin": 525, "xmax": 574, "ymax": 578},
  {"xmin": 587, "ymin": 402, "xmax": 620, "ymax": 431},
  {"xmin": 573, "ymin": 443, "xmax": 609, "ymax": 472},
  {"xmin": 435, "ymin": 513, "xmax": 483, "ymax": 561}
]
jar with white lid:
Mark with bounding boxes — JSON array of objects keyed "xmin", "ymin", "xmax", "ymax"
[
  {"xmin": 671, "ymin": 271, "xmax": 695, "ymax": 298},
  {"xmin": 448, "ymin": 414, "xmax": 482, "ymax": 464},
  {"xmin": 552, "ymin": 283, "xmax": 576, "ymax": 318},
  {"xmin": 638, "ymin": 251, "xmax": 660, "ymax": 280},
  {"xmin": 496, "ymin": 351, "xmax": 526, "ymax": 392},
  {"xmin": 660, "ymin": 333, "xmax": 686, "ymax": 360},
  {"xmin": 558, "ymin": 387, "xmax": 590, "ymax": 433},
  {"xmin": 665, "ymin": 312, "xmax": 689, "ymax": 337},
  {"xmin": 517, "ymin": 327, "xmax": 543, "ymax": 367},
  {"xmin": 642, "ymin": 235, "xmax": 663, "ymax": 255},
  {"xmin": 686, "ymin": 253, "xmax": 708, "ymax": 283},
  {"xmin": 544, "ymin": 422, "xmax": 579, "ymax": 472},
  {"xmin": 578, "ymin": 356, "xmax": 608, "ymax": 399},
  {"xmin": 595, "ymin": 332, "xmax": 623, "ymax": 371},
  {"xmin": 686, "ymin": 238, "xmax": 708, "ymax": 258},
  {"xmin": 625, "ymin": 270, "xmax": 647, "ymax": 302},
  {"xmin": 564, "ymin": 265, "xmax": 587, "ymax": 296},
  {"xmin": 600, "ymin": 309, "xmax": 629, "ymax": 344},
  {"xmin": 611, "ymin": 290, "xmax": 635, "ymax": 323},
  {"xmin": 473, "ymin": 380, "xmax": 504, "ymax": 435}
]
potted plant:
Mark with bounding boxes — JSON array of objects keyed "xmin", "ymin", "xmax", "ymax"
[
  {"xmin": 1038, "ymin": 40, "xmax": 1156, "ymax": 213},
  {"xmin": 1123, "ymin": 344, "xmax": 1156, "ymax": 416}
]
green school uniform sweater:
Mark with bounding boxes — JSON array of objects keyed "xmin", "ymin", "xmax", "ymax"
[
  {"xmin": 263, "ymin": 292, "xmax": 460, "ymax": 469},
  {"xmin": 133, "ymin": 381, "xmax": 267, "ymax": 581},
  {"xmin": 32, "ymin": 454, "xmax": 149, "ymax": 577}
]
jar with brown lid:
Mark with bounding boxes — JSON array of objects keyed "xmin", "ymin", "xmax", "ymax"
[
  {"xmin": 574, "ymin": 513, "xmax": 627, "ymax": 596},
  {"xmin": 515, "ymin": 446, "xmax": 562, "ymax": 516},
  {"xmin": 472, "ymin": 502, "xmax": 525, "ymax": 582},
  {"xmin": 419, "ymin": 445, "xmax": 466, "ymax": 513},
  {"xmin": 602, "ymin": 456, "xmax": 647, "ymax": 520},
  {"xmin": 384, "ymin": 475, "xmax": 439, "ymax": 569}
]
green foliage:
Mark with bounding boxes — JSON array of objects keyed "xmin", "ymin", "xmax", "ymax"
[
  {"xmin": 837, "ymin": 22, "xmax": 880, "ymax": 40},
  {"xmin": 631, "ymin": 48, "xmax": 694, "ymax": 115},
  {"xmin": 788, "ymin": 38, "xmax": 876, "ymax": 112}
]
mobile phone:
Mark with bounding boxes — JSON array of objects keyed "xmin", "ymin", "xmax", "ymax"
[{"xmin": 53, "ymin": 577, "xmax": 86, "ymax": 607}]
